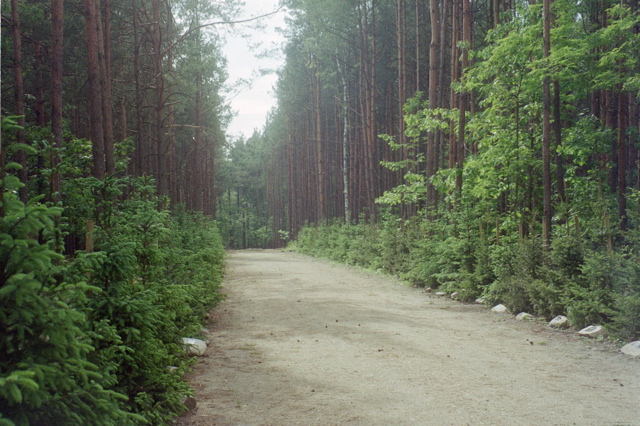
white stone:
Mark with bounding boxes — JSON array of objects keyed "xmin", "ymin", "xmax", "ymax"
[
  {"xmin": 621, "ymin": 341, "xmax": 640, "ymax": 357},
  {"xmin": 450, "ymin": 292, "xmax": 460, "ymax": 299},
  {"xmin": 491, "ymin": 304, "xmax": 508, "ymax": 313},
  {"xmin": 182, "ymin": 337, "xmax": 207, "ymax": 356},
  {"xmin": 435, "ymin": 292, "xmax": 447, "ymax": 297},
  {"xmin": 549, "ymin": 315, "xmax": 569, "ymax": 329},
  {"xmin": 475, "ymin": 297, "xmax": 485, "ymax": 305},
  {"xmin": 578, "ymin": 325, "xmax": 606, "ymax": 338},
  {"xmin": 516, "ymin": 312, "xmax": 535, "ymax": 321}
]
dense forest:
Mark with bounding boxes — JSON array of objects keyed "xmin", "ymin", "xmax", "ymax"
[
  {"xmin": 0, "ymin": 0, "xmax": 234, "ymax": 423},
  {"xmin": 235, "ymin": 0, "xmax": 640, "ymax": 339},
  {"xmin": 1, "ymin": 0, "xmax": 639, "ymax": 423}
]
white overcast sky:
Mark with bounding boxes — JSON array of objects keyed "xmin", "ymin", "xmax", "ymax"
[{"xmin": 222, "ymin": 0, "xmax": 287, "ymax": 140}]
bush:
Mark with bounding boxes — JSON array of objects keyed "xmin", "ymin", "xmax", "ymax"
[
  {"xmin": 292, "ymin": 207, "xmax": 640, "ymax": 340},
  {"xmin": 1, "ymin": 171, "xmax": 225, "ymax": 424},
  {"xmin": 0, "ymin": 174, "xmax": 135, "ymax": 425}
]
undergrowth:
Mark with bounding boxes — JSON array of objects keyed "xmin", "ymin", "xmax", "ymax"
[
  {"xmin": 292, "ymin": 211, "xmax": 640, "ymax": 341},
  {"xmin": 1, "ymin": 117, "xmax": 225, "ymax": 425}
]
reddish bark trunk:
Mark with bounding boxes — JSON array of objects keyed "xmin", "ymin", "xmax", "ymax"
[
  {"xmin": 426, "ymin": 0, "xmax": 440, "ymax": 212},
  {"xmin": 84, "ymin": 0, "xmax": 106, "ymax": 180},
  {"xmin": 542, "ymin": 0, "xmax": 552, "ymax": 247},
  {"xmin": 11, "ymin": 0, "xmax": 27, "ymax": 202},
  {"xmin": 51, "ymin": 0, "xmax": 65, "ymax": 196},
  {"xmin": 101, "ymin": 0, "xmax": 115, "ymax": 175}
]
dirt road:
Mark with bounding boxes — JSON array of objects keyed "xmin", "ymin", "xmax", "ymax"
[{"xmin": 179, "ymin": 250, "xmax": 640, "ymax": 425}]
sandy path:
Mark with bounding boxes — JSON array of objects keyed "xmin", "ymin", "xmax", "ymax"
[{"xmin": 179, "ymin": 250, "xmax": 640, "ymax": 425}]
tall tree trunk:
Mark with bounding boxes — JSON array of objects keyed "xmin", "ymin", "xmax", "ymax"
[
  {"xmin": 11, "ymin": 0, "xmax": 28, "ymax": 202},
  {"xmin": 415, "ymin": 0, "xmax": 422, "ymax": 92},
  {"xmin": 34, "ymin": 41, "xmax": 47, "ymax": 195},
  {"xmin": 84, "ymin": 0, "xmax": 105, "ymax": 180},
  {"xmin": 152, "ymin": 0, "xmax": 168, "ymax": 198},
  {"xmin": 314, "ymin": 62, "xmax": 325, "ymax": 221},
  {"xmin": 542, "ymin": 0, "xmax": 552, "ymax": 248},
  {"xmin": 166, "ymin": 18, "xmax": 177, "ymax": 207},
  {"xmin": 34, "ymin": 42, "xmax": 46, "ymax": 127},
  {"xmin": 364, "ymin": 0, "xmax": 378, "ymax": 219},
  {"xmin": 449, "ymin": 0, "xmax": 460, "ymax": 172},
  {"xmin": 120, "ymin": 97, "xmax": 127, "ymax": 144},
  {"xmin": 617, "ymin": 87, "xmax": 628, "ymax": 231},
  {"xmin": 193, "ymin": 75, "xmax": 204, "ymax": 211},
  {"xmin": 132, "ymin": 0, "xmax": 143, "ymax": 176},
  {"xmin": 100, "ymin": 0, "xmax": 115, "ymax": 175},
  {"xmin": 337, "ymin": 57, "xmax": 350, "ymax": 222},
  {"xmin": 51, "ymin": 0, "xmax": 64, "ymax": 199},
  {"xmin": 426, "ymin": 0, "xmax": 440, "ymax": 212},
  {"xmin": 553, "ymin": 81, "xmax": 565, "ymax": 203},
  {"xmin": 396, "ymin": 0, "xmax": 408, "ymax": 150},
  {"xmin": 456, "ymin": 0, "xmax": 471, "ymax": 195},
  {"xmin": 358, "ymin": 0, "xmax": 377, "ymax": 220},
  {"xmin": 287, "ymin": 130, "xmax": 297, "ymax": 237}
]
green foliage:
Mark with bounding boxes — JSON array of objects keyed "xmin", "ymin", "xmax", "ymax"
[
  {"xmin": 0, "ymin": 173, "xmax": 133, "ymax": 425},
  {"xmin": 321, "ymin": 0, "xmax": 640, "ymax": 339},
  {"xmin": 1, "ymin": 117, "xmax": 225, "ymax": 423},
  {"xmin": 75, "ymin": 176, "xmax": 224, "ymax": 424},
  {"xmin": 162, "ymin": 207, "xmax": 225, "ymax": 334},
  {"xmin": 294, "ymin": 212, "xmax": 640, "ymax": 338},
  {"xmin": 217, "ymin": 133, "xmax": 276, "ymax": 249}
]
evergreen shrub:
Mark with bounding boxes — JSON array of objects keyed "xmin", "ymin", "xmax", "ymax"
[{"xmin": 0, "ymin": 136, "xmax": 225, "ymax": 424}]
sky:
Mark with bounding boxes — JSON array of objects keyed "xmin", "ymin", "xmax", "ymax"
[{"xmin": 222, "ymin": 1, "xmax": 287, "ymax": 141}]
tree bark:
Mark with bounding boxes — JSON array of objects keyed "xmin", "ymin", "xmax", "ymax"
[
  {"xmin": 51, "ymin": 0, "xmax": 65, "ymax": 197},
  {"xmin": 358, "ymin": 0, "xmax": 377, "ymax": 220},
  {"xmin": 193, "ymin": 75, "xmax": 204, "ymax": 211},
  {"xmin": 542, "ymin": 0, "xmax": 552, "ymax": 248},
  {"xmin": 153, "ymin": 0, "xmax": 169, "ymax": 197},
  {"xmin": 11, "ymin": 0, "xmax": 28, "ymax": 202},
  {"xmin": 396, "ymin": 0, "xmax": 408, "ymax": 150},
  {"xmin": 33, "ymin": 41, "xmax": 47, "ymax": 196},
  {"xmin": 314, "ymin": 61, "xmax": 325, "ymax": 221},
  {"xmin": 100, "ymin": 0, "xmax": 115, "ymax": 175},
  {"xmin": 426, "ymin": 0, "xmax": 440, "ymax": 213},
  {"xmin": 617, "ymin": 88, "xmax": 628, "ymax": 231},
  {"xmin": 84, "ymin": 0, "xmax": 106, "ymax": 180},
  {"xmin": 337, "ymin": 57, "xmax": 350, "ymax": 222},
  {"xmin": 132, "ymin": 0, "xmax": 143, "ymax": 176},
  {"xmin": 449, "ymin": 0, "xmax": 460, "ymax": 172},
  {"xmin": 457, "ymin": 0, "xmax": 471, "ymax": 195},
  {"xmin": 553, "ymin": 80, "xmax": 565, "ymax": 203}
]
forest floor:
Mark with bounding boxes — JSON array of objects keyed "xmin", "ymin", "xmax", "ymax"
[{"xmin": 178, "ymin": 250, "xmax": 640, "ymax": 426}]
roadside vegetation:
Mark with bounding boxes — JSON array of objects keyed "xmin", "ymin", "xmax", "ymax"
[
  {"xmin": 1, "ymin": 0, "xmax": 234, "ymax": 422},
  {"xmin": 292, "ymin": 211, "xmax": 640, "ymax": 340},
  {"xmin": 1, "ymin": 117, "xmax": 225, "ymax": 425}
]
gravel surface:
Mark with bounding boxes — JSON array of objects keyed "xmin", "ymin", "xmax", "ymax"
[{"xmin": 178, "ymin": 249, "xmax": 640, "ymax": 425}]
